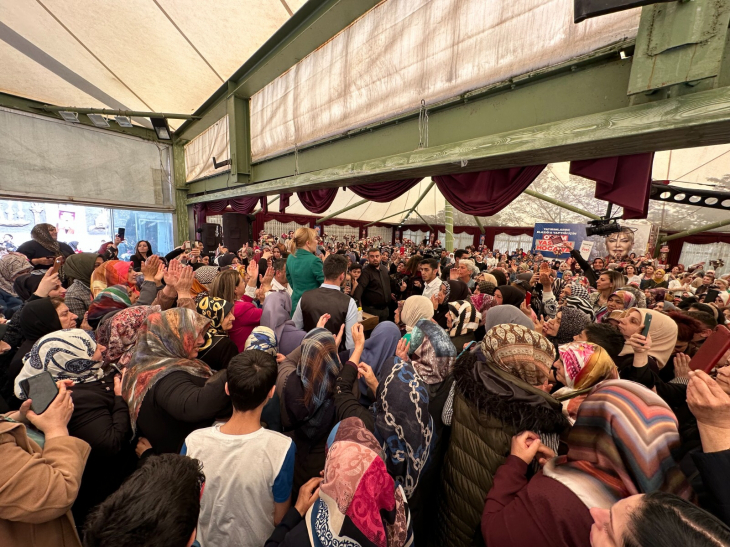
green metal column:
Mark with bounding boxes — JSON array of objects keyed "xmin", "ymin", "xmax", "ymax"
[
  {"xmin": 172, "ymin": 143, "xmax": 189, "ymax": 246},
  {"xmin": 444, "ymin": 200, "xmax": 454, "ymax": 252}
]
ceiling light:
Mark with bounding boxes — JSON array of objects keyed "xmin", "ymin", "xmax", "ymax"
[
  {"xmin": 150, "ymin": 117, "xmax": 172, "ymax": 140},
  {"xmin": 87, "ymin": 113, "xmax": 109, "ymax": 128},
  {"xmin": 115, "ymin": 116, "xmax": 133, "ymax": 127},
  {"xmin": 58, "ymin": 111, "xmax": 79, "ymax": 123}
]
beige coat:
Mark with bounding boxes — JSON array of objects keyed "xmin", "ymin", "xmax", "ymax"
[{"xmin": 0, "ymin": 419, "xmax": 90, "ymax": 547}]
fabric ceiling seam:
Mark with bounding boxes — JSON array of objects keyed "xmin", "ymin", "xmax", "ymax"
[
  {"xmin": 152, "ymin": 0, "xmax": 224, "ymax": 83},
  {"xmin": 279, "ymin": 0, "xmax": 294, "ymax": 16},
  {"xmin": 33, "ymin": 0, "xmax": 154, "ymax": 113}
]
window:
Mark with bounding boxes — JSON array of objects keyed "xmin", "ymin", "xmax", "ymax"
[
  {"xmin": 679, "ymin": 242, "xmax": 730, "ymax": 276},
  {"xmin": 367, "ymin": 226, "xmax": 392, "ymax": 242},
  {"xmin": 493, "ymin": 233, "xmax": 534, "ymax": 255},
  {"xmin": 264, "ymin": 220, "xmax": 308, "ymax": 237},
  {"xmin": 438, "ymin": 231, "xmax": 474, "ymax": 250},
  {"xmin": 323, "ymin": 224, "xmax": 359, "ymax": 240}
]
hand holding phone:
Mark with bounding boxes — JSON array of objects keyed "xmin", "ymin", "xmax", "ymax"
[
  {"xmin": 19, "ymin": 372, "xmax": 59, "ymax": 414},
  {"xmin": 50, "ymin": 255, "xmax": 64, "ymax": 276},
  {"xmin": 641, "ymin": 313, "xmax": 652, "ymax": 339},
  {"xmin": 689, "ymin": 325, "xmax": 730, "ymax": 373}
]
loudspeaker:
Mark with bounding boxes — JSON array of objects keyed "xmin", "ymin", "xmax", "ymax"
[
  {"xmin": 222, "ymin": 213, "xmax": 253, "ymax": 250},
  {"xmin": 200, "ymin": 223, "xmax": 222, "ymax": 255}
]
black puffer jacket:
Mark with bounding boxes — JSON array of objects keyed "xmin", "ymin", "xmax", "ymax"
[{"xmin": 437, "ymin": 353, "xmax": 569, "ymax": 547}]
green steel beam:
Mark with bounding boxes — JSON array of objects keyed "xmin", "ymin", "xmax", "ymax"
[
  {"xmin": 227, "ymin": 89, "xmax": 251, "ymax": 182},
  {"xmin": 523, "ymin": 189, "xmax": 601, "ymax": 220},
  {"xmin": 40, "ymin": 105, "xmax": 200, "ymax": 119},
  {"xmin": 316, "ymin": 198, "xmax": 369, "ymax": 224},
  {"xmin": 251, "ymin": 195, "xmax": 280, "ymax": 217},
  {"xmin": 0, "ymin": 92, "xmax": 159, "ymax": 141},
  {"xmin": 444, "ymin": 201, "xmax": 454, "ymax": 252},
  {"xmin": 364, "ymin": 208, "xmax": 412, "ymax": 227},
  {"xmin": 400, "ymin": 181, "xmax": 436, "ymax": 225},
  {"xmin": 473, "ymin": 216, "xmax": 485, "ymax": 234},
  {"xmin": 660, "ymin": 218, "xmax": 730, "ymax": 242},
  {"xmin": 176, "ymin": 0, "xmax": 380, "ymax": 141},
  {"xmin": 173, "ymin": 143, "xmax": 190, "ymax": 245},
  {"xmin": 415, "ymin": 210, "xmax": 433, "ymax": 231}
]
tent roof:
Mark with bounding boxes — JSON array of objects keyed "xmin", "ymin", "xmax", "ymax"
[
  {"xmin": 0, "ymin": 0, "xmax": 306, "ymax": 128},
  {"xmin": 281, "ymin": 144, "xmax": 730, "ymax": 233}
]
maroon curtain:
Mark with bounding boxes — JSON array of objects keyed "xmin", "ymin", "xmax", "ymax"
[
  {"xmin": 260, "ymin": 196, "xmax": 268, "ymax": 214},
  {"xmin": 569, "ymin": 153, "xmax": 654, "ymax": 219},
  {"xmin": 206, "ymin": 200, "xmax": 229, "ymax": 214},
  {"xmin": 280, "ymin": 193, "xmax": 292, "ymax": 213},
  {"xmin": 433, "ymin": 165, "xmax": 546, "ymax": 216},
  {"xmin": 228, "ymin": 197, "xmax": 259, "ymax": 214},
  {"xmin": 298, "ymin": 188, "xmax": 338, "ymax": 214},
  {"xmin": 350, "ymin": 178, "xmax": 422, "ymax": 202},
  {"xmin": 193, "ymin": 203, "xmax": 207, "ymax": 230}
]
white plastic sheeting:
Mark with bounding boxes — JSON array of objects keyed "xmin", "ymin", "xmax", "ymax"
[
  {"xmin": 678, "ymin": 243, "xmax": 730, "ymax": 276},
  {"xmin": 0, "ymin": 108, "xmax": 172, "ymax": 209},
  {"xmin": 251, "ymin": 0, "xmax": 640, "ymax": 160},
  {"xmin": 367, "ymin": 226, "xmax": 393, "ymax": 242},
  {"xmin": 264, "ymin": 219, "xmax": 308, "ymax": 237},
  {"xmin": 184, "ymin": 116, "xmax": 229, "ymax": 182}
]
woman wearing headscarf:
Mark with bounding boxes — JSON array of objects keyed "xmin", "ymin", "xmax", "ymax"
[
  {"xmin": 438, "ymin": 324, "xmax": 568, "ymax": 547},
  {"xmin": 0, "ymin": 253, "xmax": 32, "ymax": 318},
  {"xmin": 482, "ymin": 380, "xmax": 692, "ymax": 547},
  {"xmin": 95, "ymin": 306, "xmax": 159, "ymax": 370},
  {"xmin": 646, "ymin": 287, "xmax": 668, "ymax": 309},
  {"xmin": 17, "ymin": 223, "xmax": 74, "ymax": 269},
  {"xmin": 399, "ymin": 295, "xmax": 434, "ymax": 343},
  {"xmin": 90, "ymin": 260, "xmax": 137, "ymax": 298},
  {"xmin": 122, "ymin": 308, "xmax": 231, "ymax": 454},
  {"xmin": 277, "ymin": 328, "xmax": 342, "ymax": 493},
  {"xmin": 619, "ymin": 283, "xmax": 647, "ymax": 308},
  {"xmin": 14, "ymin": 329, "xmax": 135, "ymax": 530},
  {"xmin": 483, "ymin": 305, "xmax": 534, "ymax": 332},
  {"xmin": 86, "ymin": 286, "xmax": 133, "ymax": 330},
  {"xmin": 447, "ymin": 299, "xmax": 482, "ymax": 350},
  {"xmin": 433, "ymin": 280, "xmax": 470, "ymax": 331},
  {"xmin": 195, "ymin": 295, "xmax": 238, "ymax": 370},
  {"xmin": 264, "ymin": 417, "xmax": 413, "ymax": 547},
  {"xmin": 62, "ymin": 253, "xmax": 99, "ymax": 325},
  {"xmin": 595, "ymin": 289, "xmax": 636, "ymax": 323},
  {"xmin": 551, "ymin": 341, "xmax": 618, "ymax": 423},
  {"xmin": 493, "ymin": 285, "xmax": 525, "ymax": 308},
  {"xmin": 541, "ymin": 307, "xmax": 590, "ymax": 356},
  {"xmin": 261, "ymin": 291, "xmax": 307, "ymax": 356}
]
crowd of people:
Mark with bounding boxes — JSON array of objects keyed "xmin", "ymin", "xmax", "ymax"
[{"xmin": 1, "ymin": 221, "xmax": 730, "ymax": 547}]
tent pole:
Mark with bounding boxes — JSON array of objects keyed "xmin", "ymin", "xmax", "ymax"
[
  {"xmin": 364, "ymin": 208, "xmax": 412, "ymax": 227},
  {"xmin": 315, "ymin": 198, "xmax": 369, "ymax": 224},
  {"xmin": 660, "ymin": 218, "xmax": 730, "ymax": 242},
  {"xmin": 400, "ymin": 180, "xmax": 436, "ymax": 225},
  {"xmin": 415, "ymin": 211, "xmax": 433, "ymax": 231},
  {"xmin": 40, "ymin": 105, "xmax": 200, "ymax": 119},
  {"xmin": 474, "ymin": 216, "xmax": 485, "ymax": 234},
  {"xmin": 445, "ymin": 201, "xmax": 454, "ymax": 252},
  {"xmin": 251, "ymin": 195, "xmax": 279, "ymax": 217},
  {"xmin": 523, "ymin": 189, "xmax": 601, "ymax": 220}
]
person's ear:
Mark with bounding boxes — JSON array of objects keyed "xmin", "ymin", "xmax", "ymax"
[
  {"xmin": 224, "ymin": 382, "xmax": 230, "ymax": 396},
  {"xmin": 268, "ymin": 385, "xmax": 276, "ymax": 400},
  {"xmin": 186, "ymin": 529, "xmax": 197, "ymax": 547}
]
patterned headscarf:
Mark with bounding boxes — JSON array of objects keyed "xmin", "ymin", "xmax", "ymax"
[
  {"xmin": 408, "ymin": 319, "xmax": 456, "ymax": 384},
  {"xmin": 646, "ymin": 288, "xmax": 668, "ymax": 309},
  {"xmin": 0, "ymin": 253, "xmax": 32, "ymax": 296},
  {"xmin": 373, "ymin": 358, "xmax": 433, "ymax": 499},
  {"xmin": 15, "ymin": 329, "xmax": 102, "ymax": 398},
  {"xmin": 62, "ymin": 252, "xmax": 98, "ymax": 287},
  {"xmin": 194, "ymin": 265, "xmax": 219, "ymax": 286},
  {"xmin": 619, "ymin": 285, "xmax": 646, "ymax": 308},
  {"xmin": 447, "ymin": 300, "xmax": 481, "ymax": 337},
  {"xmin": 565, "ymin": 294, "xmax": 594, "ymax": 321},
  {"xmin": 122, "ymin": 308, "xmax": 214, "ymax": 432},
  {"xmin": 195, "ymin": 296, "xmax": 234, "ymax": 351},
  {"xmin": 31, "ymin": 223, "xmax": 60, "ymax": 253},
  {"xmin": 309, "ymin": 417, "xmax": 413, "ymax": 547},
  {"xmin": 549, "ymin": 307, "xmax": 590, "ymax": 346},
  {"xmin": 543, "ymin": 380, "xmax": 693, "ymax": 509},
  {"xmin": 87, "ymin": 285, "xmax": 132, "ymax": 329},
  {"xmin": 91, "ymin": 260, "xmax": 134, "ymax": 298},
  {"xmin": 596, "ymin": 290, "xmax": 636, "ymax": 323},
  {"xmin": 297, "ymin": 328, "xmax": 341, "ymax": 409},
  {"xmin": 244, "ymin": 326, "xmax": 278, "ymax": 357},
  {"xmin": 96, "ymin": 305, "xmax": 160, "ymax": 368},
  {"xmin": 481, "ymin": 324, "xmax": 554, "ymax": 387},
  {"xmin": 569, "ymin": 284, "xmax": 590, "ymax": 301},
  {"xmin": 400, "ymin": 295, "xmax": 434, "ymax": 333}
]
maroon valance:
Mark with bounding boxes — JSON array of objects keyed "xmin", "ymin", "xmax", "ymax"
[
  {"xmin": 433, "ymin": 166, "xmax": 546, "ymax": 216},
  {"xmin": 350, "ymin": 178, "xmax": 423, "ymax": 202},
  {"xmin": 569, "ymin": 153, "xmax": 654, "ymax": 219},
  {"xmin": 298, "ymin": 188, "xmax": 338, "ymax": 214},
  {"xmin": 280, "ymin": 193, "xmax": 292, "ymax": 213}
]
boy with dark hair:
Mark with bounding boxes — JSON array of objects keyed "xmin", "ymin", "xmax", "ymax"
[
  {"xmin": 575, "ymin": 322, "xmax": 625, "ymax": 362},
  {"xmin": 182, "ymin": 350, "xmax": 295, "ymax": 547},
  {"xmin": 82, "ymin": 454, "xmax": 204, "ymax": 547}
]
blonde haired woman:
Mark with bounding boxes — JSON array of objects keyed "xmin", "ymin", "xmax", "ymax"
[{"xmin": 285, "ymin": 227, "xmax": 324, "ymax": 315}]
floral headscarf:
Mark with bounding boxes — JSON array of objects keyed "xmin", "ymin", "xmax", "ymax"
[
  {"xmin": 122, "ymin": 308, "xmax": 214, "ymax": 432},
  {"xmin": 96, "ymin": 305, "xmax": 160, "ymax": 368},
  {"xmin": 15, "ymin": 329, "xmax": 102, "ymax": 398},
  {"xmin": 373, "ymin": 357, "xmax": 433, "ymax": 499},
  {"xmin": 87, "ymin": 285, "xmax": 132, "ymax": 329},
  {"xmin": 481, "ymin": 324, "xmax": 554, "ymax": 387},
  {"xmin": 91, "ymin": 260, "xmax": 134, "ymax": 298},
  {"xmin": 310, "ymin": 417, "xmax": 413, "ymax": 546},
  {"xmin": 0, "ymin": 253, "xmax": 32, "ymax": 296},
  {"xmin": 31, "ymin": 223, "xmax": 60, "ymax": 253},
  {"xmin": 244, "ymin": 326, "xmax": 278, "ymax": 357},
  {"xmin": 408, "ymin": 319, "xmax": 456, "ymax": 384},
  {"xmin": 543, "ymin": 380, "xmax": 693, "ymax": 509}
]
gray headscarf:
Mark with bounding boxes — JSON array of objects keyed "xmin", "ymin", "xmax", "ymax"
[{"xmin": 483, "ymin": 305, "xmax": 534, "ymax": 332}]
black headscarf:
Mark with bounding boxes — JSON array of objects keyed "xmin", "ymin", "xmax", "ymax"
[
  {"xmin": 217, "ymin": 253, "xmax": 238, "ymax": 269},
  {"xmin": 447, "ymin": 280, "xmax": 470, "ymax": 302},
  {"xmin": 19, "ymin": 298, "xmax": 63, "ymax": 342},
  {"xmin": 491, "ymin": 269, "xmax": 508, "ymax": 286},
  {"xmin": 496, "ymin": 285, "xmax": 525, "ymax": 307},
  {"xmin": 13, "ymin": 274, "xmax": 43, "ymax": 302}
]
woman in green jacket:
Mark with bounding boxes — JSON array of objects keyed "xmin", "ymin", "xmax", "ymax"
[{"xmin": 285, "ymin": 227, "xmax": 324, "ymax": 316}]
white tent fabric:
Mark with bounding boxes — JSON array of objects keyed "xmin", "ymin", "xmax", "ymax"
[
  {"xmin": 277, "ymin": 144, "xmax": 730, "ymax": 233},
  {"xmin": 0, "ymin": 0, "xmax": 307, "ymax": 128},
  {"xmin": 251, "ymin": 0, "xmax": 640, "ymax": 161}
]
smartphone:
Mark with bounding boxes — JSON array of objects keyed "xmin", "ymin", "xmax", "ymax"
[
  {"xmin": 525, "ymin": 292, "xmax": 532, "ymax": 306},
  {"xmin": 117, "ymin": 227, "xmax": 125, "ymax": 240},
  {"xmin": 689, "ymin": 325, "xmax": 730, "ymax": 372},
  {"xmin": 641, "ymin": 314, "xmax": 652, "ymax": 338},
  {"xmin": 19, "ymin": 372, "xmax": 59, "ymax": 414},
  {"xmin": 184, "ymin": 241, "xmax": 191, "ymax": 251},
  {"xmin": 50, "ymin": 256, "xmax": 64, "ymax": 275}
]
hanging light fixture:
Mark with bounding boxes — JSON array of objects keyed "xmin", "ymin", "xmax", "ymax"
[
  {"xmin": 150, "ymin": 117, "xmax": 172, "ymax": 140},
  {"xmin": 115, "ymin": 116, "xmax": 133, "ymax": 127},
  {"xmin": 58, "ymin": 111, "xmax": 80, "ymax": 123},
  {"xmin": 87, "ymin": 114, "xmax": 109, "ymax": 128}
]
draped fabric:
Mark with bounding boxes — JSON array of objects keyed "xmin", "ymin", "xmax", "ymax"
[
  {"xmin": 433, "ymin": 165, "xmax": 546, "ymax": 216},
  {"xmin": 350, "ymin": 178, "xmax": 423, "ymax": 202},
  {"xmin": 569, "ymin": 153, "xmax": 654, "ymax": 219},
  {"xmin": 279, "ymin": 192, "xmax": 292, "ymax": 213},
  {"xmin": 297, "ymin": 188, "xmax": 338, "ymax": 214}
]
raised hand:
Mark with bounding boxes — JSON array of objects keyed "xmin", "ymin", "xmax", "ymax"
[
  {"xmin": 141, "ymin": 255, "xmax": 161, "ymax": 281},
  {"xmin": 164, "ymin": 259, "xmax": 182, "ymax": 289},
  {"xmin": 175, "ymin": 265, "xmax": 195, "ymax": 299},
  {"xmin": 316, "ymin": 313, "xmax": 331, "ymax": 329},
  {"xmin": 396, "ymin": 338, "xmax": 410, "ymax": 362},
  {"xmin": 357, "ymin": 362, "xmax": 378, "ymax": 394}
]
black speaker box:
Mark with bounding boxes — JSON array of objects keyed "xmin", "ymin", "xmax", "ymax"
[
  {"xmin": 222, "ymin": 213, "xmax": 253, "ymax": 250},
  {"xmin": 200, "ymin": 223, "xmax": 222, "ymax": 255}
]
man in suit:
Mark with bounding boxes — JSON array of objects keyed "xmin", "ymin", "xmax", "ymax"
[
  {"xmin": 352, "ymin": 248, "xmax": 393, "ymax": 322},
  {"xmin": 293, "ymin": 254, "xmax": 358, "ymax": 351}
]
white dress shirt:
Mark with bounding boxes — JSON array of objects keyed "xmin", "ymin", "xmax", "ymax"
[{"xmin": 422, "ymin": 276, "xmax": 443, "ymax": 300}]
